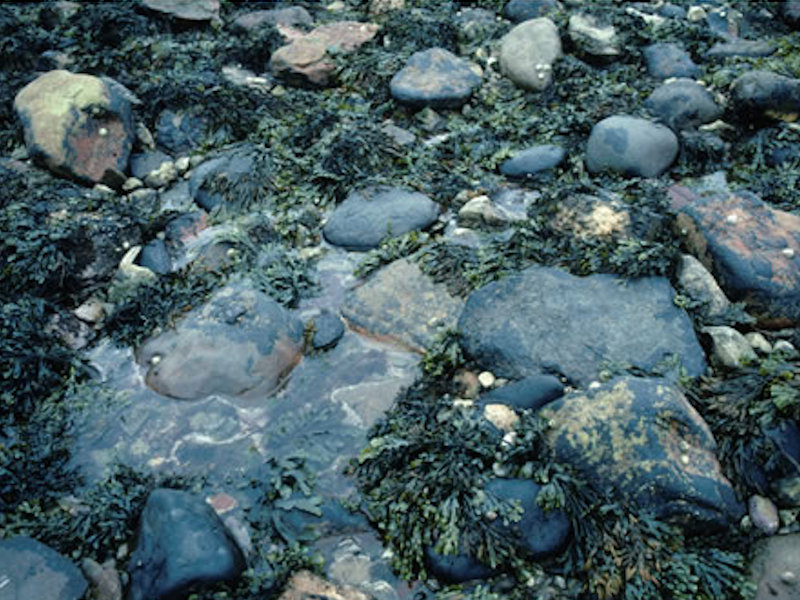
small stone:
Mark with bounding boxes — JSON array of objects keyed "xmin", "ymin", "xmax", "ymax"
[
  {"xmin": 142, "ymin": 0, "xmax": 220, "ymax": 21},
  {"xmin": 478, "ymin": 371, "xmax": 496, "ymax": 388},
  {"xmin": 781, "ymin": 571, "xmax": 798, "ymax": 585},
  {"xmin": 730, "ymin": 70, "xmax": 800, "ymax": 123},
  {"xmin": 500, "ymin": 144, "xmax": 566, "ymax": 178},
  {"xmin": 174, "ymin": 156, "xmax": 191, "ymax": 173},
  {"xmin": 454, "ymin": 370, "xmax": 481, "ymax": 399},
  {"xmin": 279, "ymin": 571, "xmax": 370, "ymax": 600},
  {"xmin": 122, "ymin": 177, "xmax": 143, "ymax": 192},
  {"xmin": 369, "ymin": 0, "xmax": 404, "ymax": 15},
  {"xmin": 500, "ymin": 18, "xmax": 562, "ymax": 91},
  {"xmin": 458, "ymin": 195, "xmax": 512, "ymax": 228},
  {"xmin": 311, "ymin": 311, "xmax": 345, "ymax": 350},
  {"xmin": 74, "ymin": 298, "xmax": 106, "ymax": 323},
  {"xmin": 687, "ymin": 6, "xmax": 707, "ymax": 21},
  {"xmin": 390, "ymin": 48, "xmax": 482, "ymax": 109},
  {"xmin": 746, "ymin": 332, "xmax": 772, "ymax": 354},
  {"xmin": 206, "ymin": 493, "xmax": 238, "ymax": 515},
  {"xmin": 708, "ymin": 40, "xmax": 776, "ymax": 58},
  {"xmin": 773, "ymin": 340, "xmax": 798, "ymax": 356},
  {"xmin": 646, "ymin": 79, "xmax": 722, "ymax": 131},
  {"xmin": 144, "ymin": 160, "xmax": 177, "ymax": 189},
  {"xmin": 749, "ymin": 495, "xmax": 780, "ymax": 536},
  {"xmin": 703, "ymin": 326, "xmax": 757, "ymax": 369},
  {"xmin": 231, "ymin": 7, "xmax": 313, "ymax": 33},
  {"xmin": 505, "ymin": 0, "xmax": 560, "ymax": 23}
]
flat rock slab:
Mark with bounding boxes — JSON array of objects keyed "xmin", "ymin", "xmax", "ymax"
[
  {"xmin": 14, "ymin": 70, "xmax": 134, "ymax": 184},
  {"xmin": 500, "ymin": 18, "xmax": 562, "ymax": 91},
  {"xmin": 128, "ymin": 488, "xmax": 245, "ymax": 600},
  {"xmin": 323, "ymin": 186, "xmax": 439, "ymax": 251},
  {"xmin": 585, "ymin": 115, "xmax": 678, "ymax": 177},
  {"xmin": 669, "ymin": 179, "xmax": 800, "ymax": 321},
  {"xmin": 142, "ymin": 0, "xmax": 220, "ymax": 21},
  {"xmin": 137, "ymin": 282, "xmax": 304, "ymax": 399},
  {"xmin": 342, "ymin": 259, "xmax": 463, "ymax": 352},
  {"xmin": 458, "ymin": 265, "xmax": 706, "ymax": 385},
  {"xmin": 542, "ymin": 377, "xmax": 743, "ymax": 529},
  {"xmin": 0, "ymin": 537, "xmax": 88, "ymax": 600},
  {"xmin": 390, "ymin": 47, "xmax": 482, "ymax": 109}
]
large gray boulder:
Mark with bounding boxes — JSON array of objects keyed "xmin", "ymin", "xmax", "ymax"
[
  {"xmin": 585, "ymin": 115, "xmax": 679, "ymax": 177},
  {"xmin": 458, "ymin": 265, "xmax": 706, "ymax": 385}
]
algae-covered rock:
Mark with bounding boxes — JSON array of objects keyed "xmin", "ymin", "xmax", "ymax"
[
  {"xmin": 542, "ymin": 377, "xmax": 744, "ymax": 529},
  {"xmin": 14, "ymin": 70, "xmax": 134, "ymax": 184}
]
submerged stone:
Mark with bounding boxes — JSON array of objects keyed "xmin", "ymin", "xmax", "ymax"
[
  {"xmin": 0, "ymin": 536, "xmax": 88, "ymax": 600},
  {"xmin": 137, "ymin": 282, "xmax": 304, "ymax": 400},
  {"xmin": 458, "ymin": 265, "xmax": 706, "ymax": 385},
  {"xmin": 390, "ymin": 48, "xmax": 482, "ymax": 109},
  {"xmin": 543, "ymin": 377, "xmax": 744, "ymax": 529}
]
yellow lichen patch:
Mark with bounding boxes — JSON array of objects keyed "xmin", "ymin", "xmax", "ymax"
[{"xmin": 483, "ymin": 403, "xmax": 519, "ymax": 432}]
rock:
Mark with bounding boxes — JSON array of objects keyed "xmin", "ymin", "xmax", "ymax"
[
  {"xmin": 131, "ymin": 151, "xmax": 172, "ymax": 180},
  {"xmin": 0, "ymin": 536, "xmax": 88, "ymax": 600},
  {"xmin": 128, "ymin": 489, "xmax": 246, "ymax": 600},
  {"xmin": 542, "ymin": 377, "xmax": 744, "ymax": 529},
  {"xmin": 774, "ymin": 476, "xmax": 800, "ymax": 507},
  {"xmin": 144, "ymin": 160, "xmax": 177, "ymax": 189},
  {"xmin": 504, "ymin": 0, "xmax": 559, "ymax": 23},
  {"xmin": 278, "ymin": 571, "xmax": 370, "ymax": 600},
  {"xmin": 500, "ymin": 18, "xmax": 562, "ymax": 91},
  {"xmin": 311, "ymin": 311, "xmax": 345, "ymax": 350},
  {"xmin": 676, "ymin": 254, "xmax": 731, "ymax": 319},
  {"xmin": 342, "ymin": 259, "xmax": 463, "ymax": 351},
  {"xmin": 708, "ymin": 40, "xmax": 776, "ymax": 58},
  {"xmin": 14, "ymin": 70, "xmax": 134, "ymax": 184},
  {"xmin": 424, "ymin": 548, "xmax": 497, "ymax": 583},
  {"xmin": 645, "ymin": 79, "xmax": 722, "ymax": 131},
  {"xmin": 774, "ymin": 340, "xmax": 799, "ymax": 357},
  {"xmin": 137, "ymin": 238, "xmax": 172, "ymax": 275},
  {"xmin": 749, "ymin": 495, "xmax": 780, "ymax": 536},
  {"xmin": 82, "ymin": 558, "xmax": 122, "ymax": 600},
  {"xmin": 390, "ymin": 48, "xmax": 482, "ymax": 109},
  {"xmin": 499, "ymin": 144, "xmax": 566, "ymax": 178},
  {"xmin": 156, "ymin": 109, "xmax": 206, "ymax": 154},
  {"xmin": 189, "ymin": 149, "xmax": 255, "ymax": 211},
  {"xmin": 458, "ymin": 195, "xmax": 513, "ymax": 228},
  {"xmin": 746, "ymin": 332, "xmax": 772, "ymax": 354},
  {"xmin": 137, "ymin": 281, "xmax": 304, "ymax": 399},
  {"xmin": 458, "ymin": 265, "xmax": 706, "ymax": 386},
  {"xmin": 231, "ymin": 7, "xmax": 313, "ymax": 33},
  {"xmin": 585, "ymin": 115, "xmax": 679, "ymax": 177},
  {"xmin": 483, "ymin": 403, "xmax": 518, "ymax": 431},
  {"xmin": 322, "ymin": 186, "xmax": 439, "ymax": 250},
  {"xmin": 702, "ymin": 326, "xmax": 757, "ymax": 369},
  {"xmin": 142, "ymin": 0, "xmax": 220, "ymax": 21},
  {"xmin": 478, "ymin": 375, "xmax": 564, "ymax": 411},
  {"xmin": 271, "ymin": 21, "xmax": 379, "ymax": 87},
  {"xmin": 784, "ymin": 1, "xmax": 800, "ymax": 28},
  {"xmin": 642, "ymin": 43, "xmax": 699, "ymax": 79},
  {"xmin": 381, "ymin": 121, "xmax": 416, "ymax": 146},
  {"xmin": 752, "ymin": 535, "xmax": 800, "ymax": 600},
  {"xmin": 658, "ymin": 3, "xmax": 686, "ymax": 19},
  {"xmin": 484, "ymin": 478, "xmax": 571, "ymax": 558},
  {"xmin": 568, "ymin": 14, "xmax": 620, "ymax": 59},
  {"xmin": 669, "ymin": 178, "xmax": 800, "ymax": 321},
  {"xmin": 478, "ymin": 371, "xmax": 496, "ymax": 388},
  {"xmin": 730, "ymin": 70, "xmax": 800, "ymax": 122}
]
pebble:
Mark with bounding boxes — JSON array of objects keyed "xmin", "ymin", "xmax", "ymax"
[
  {"xmin": 749, "ymin": 495, "xmax": 780, "ymax": 536},
  {"xmin": 676, "ymin": 254, "xmax": 731, "ymax": 319},
  {"xmin": 478, "ymin": 371, "xmax": 496, "ymax": 388},
  {"xmin": 774, "ymin": 340, "xmax": 798, "ymax": 356},
  {"xmin": 499, "ymin": 144, "xmax": 566, "ymax": 178},
  {"xmin": 645, "ymin": 79, "xmax": 722, "ymax": 131}
]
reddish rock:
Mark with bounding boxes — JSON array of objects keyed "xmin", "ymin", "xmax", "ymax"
[
  {"xmin": 142, "ymin": 0, "xmax": 220, "ymax": 22},
  {"xmin": 14, "ymin": 70, "xmax": 134, "ymax": 184},
  {"xmin": 669, "ymin": 179, "xmax": 800, "ymax": 322}
]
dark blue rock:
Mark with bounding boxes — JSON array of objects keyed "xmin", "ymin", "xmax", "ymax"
[
  {"xmin": 311, "ymin": 311, "xmax": 345, "ymax": 350},
  {"xmin": 645, "ymin": 79, "xmax": 722, "ymax": 131},
  {"xmin": 323, "ymin": 186, "xmax": 439, "ymax": 251},
  {"xmin": 0, "ymin": 537, "xmax": 88, "ymax": 600},
  {"xmin": 708, "ymin": 40, "xmax": 776, "ymax": 58},
  {"xmin": 730, "ymin": 70, "xmax": 800, "ymax": 121},
  {"xmin": 131, "ymin": 151, "xmax": 172, "ymax": 180},
  {"xmin": 156, "ymin": 109, "xmax": 207, "ymax": 155},
  {"xmin": 424, "ymin": 547, "xmax": 498, "ymax": 583},
  {"xmin": 458, "ymin": 265, "xmax": 707, "ymax": 386},
  {"xmin": 585, "ymin": 115, "xmax": 679, "ymax": 177},
  {"xmin": 504, "ymin": 0, "xmax": 559, "ymax": 22},
  {"xmin": 485, "ymin": 478, "xmax": 571, "ymax": 559},
  {"xmin": 390, "ymin": 48, "xmax": 482, "ymax": 109},
  {"xmin": 189, "ymin": 149, "xmax": 254, "ymax": 211},
  {"xmin": 642, "ymin": 43, "xmax": 699, "ymax": 79},
  {"xmin": 500, "ymin": 145, "xmax": 566, "ymax": 178},
  {"xmin": 138, "ymin": 238, "xmax": 172, "ymax": 274},
  {"xmin": 128, "ymin": 488, "xmax": 246, "ymax": 600},
  {"xmin": 479, "ymin": 375, "xmax": 564, "ymax": 411}
]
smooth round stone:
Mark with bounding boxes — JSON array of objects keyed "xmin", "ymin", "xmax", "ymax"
[
  {"xmin": 645, "ymin": 79, "xmax": 722, "ymax": 131},
  {"xmin": 390, "ymin": 48, "xmax": 482, "ymax": 109},
  {"xmin": 585, "ymin": 115, "xmax": 679, "ymax": 177},
  {"xmin": 642, "ymin": 43, "xmax": 699, "ymax": 79},
  {"xmin": 500, "ymin": 144, "xmax": 566, "ymax": 178},
  {"xmin": 500, "ymin": 18, "xmax": 562, "ymax": 91}
]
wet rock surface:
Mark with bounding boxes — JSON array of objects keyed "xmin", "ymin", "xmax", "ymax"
[
  {"xmin": 459, "ymin": 265, "xmax": 706, "ymax": 385},
  {"xmin": 0, "ymin": 537, "xmax": 88, "ymax": 600}
]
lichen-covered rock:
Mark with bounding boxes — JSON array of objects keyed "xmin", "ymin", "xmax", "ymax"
[
  {"xmin": 0, "ymin": 536, "xmax": 88, "ymax": 600},
  {"xmin": 142, "ymin": 0, "xmax": 220, "ymax": 21},
  {"xmin": 128, "ymin": 489, "xmax": 245, "ymax": 600},
  {"xmin": 390, "ymin": 48, "xmax": 482, "ymax": 109},
  {"xmin": 730, "ymin": 70, "xmax": 800, "ymax": 122},
  {"xmin": 14, "ymin": 70, "xmax": 134, "ymax": 184},
  {"xmin": 669, "ymin": 178, "xmax": 800, "ymax": 322},
  {"xmin": 458, "ymin": 265, "xmax": 706, "ymax": 385},
  {"xmin": 342, "ymin": 259, "xmax": 463, "ymax": 351},
  {"xmin": 542, "ymin": 377, "xmax": 744, "ymax": 529},
  {"xmin": 500, "ymin": 18, "xmax": 562, "ymax": 91},
  {"xmin": 645, "ymin": 79, "xmax": 722, "ymax": 131},
  {"xmin": 137, "ymin": 282, "xmax": 304, "ymax": 399},
  {"xmin": 323, "ymin": 186, "xmax": 439, "ymax": 250},
  {"xmin": 585, "ymin": 115, "xmax": 679, "ymax": 177}
]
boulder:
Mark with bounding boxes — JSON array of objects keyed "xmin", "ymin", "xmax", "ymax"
[
  {"xmin": 500, "ymin": 144, "xmax": 566, "ymax": 178},
  {"xmin": 585, "ymin": 115, "xmax": 679, "ymax": 177},
  {"xmin": 342, "ymin": 259, "xmax": 463, "ymax": 351},
  {"xmin": 645, "ymin": 79, "xmax": 722, "ymax": 131},
  {"xmin": 458, "ymin": 265, "xmax": 706, "ymax": 386},
  {"xmin": 642, "ymin": 43, "xmax": 699, "ymax": 79},
  {"xmin": 542, "ymin": 377, "xmax": 744, "ymax": 529},
  {"xmin": 322, "ymin": 186, "xmax": 439, "ymax": 250},
  {"xmin": 142, "ymin": 0, "xmax": 220, "ymax": 21},
  {"xmin": 730, "ymin": 70, "xmax": 800, "ymax": 122},
  {"xmin": 500, "ymin": 18, "xmax": 562, "ymax": 91},
  {"xmin": 390, "ymin": 48, "xmax": 482, "ymax": 109},
  {"xmin": 14, "ymin": 70, "xmax": 134, "ymax": 184},
  {"xmin": 137, "ymin": 282, "xmax": 304, "ymax": 400},
  {"xmin": 128, "ymin": 489, "xmax": 245, "ymax": 600},
  {"xmin": 0, "ymin": 537, "xmax": 88, "ymax": 600},
  {"xmin": 669, "ymin": 178, "xmax": 800, "ymax": 321}
]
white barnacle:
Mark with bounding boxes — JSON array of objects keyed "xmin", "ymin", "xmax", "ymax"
[
  {"xmin": 98, "ymin": 127, "xmax": 109, "ymax": 137},
  {"xmin": 150, "ymin": 354, "xmax": 162, "ymax": 366},
  {"xmin": 782, "ymin": 247, "xmax": 795, "ymax": 258}
]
